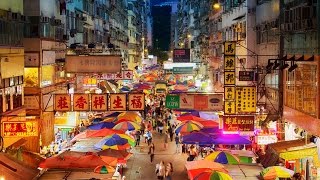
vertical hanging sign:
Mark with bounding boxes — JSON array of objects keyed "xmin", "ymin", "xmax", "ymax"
[{"xmin": 224, "ymin": 41, "xmax": 236, "ymax": 114}]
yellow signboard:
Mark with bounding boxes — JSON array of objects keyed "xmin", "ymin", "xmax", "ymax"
[
  {"xmin": 224, "ymin": 41, "xmax": 236, "ymax": 56},
  {"xmin": 3, "ymin": 121, "xmax": 38, "ymax": 137},
  {"xmin": 224, "ymin": 56, "xmax": 236, "ymax": 71},
  {"xmin": 224, "ymin": 71, "xmax": 236, "ymax": 85},
  {"xmin": 224, "ymin": 101, "xmax": 236, "ymax": 114},
  {"xmin": 73, "ymin": 94, "xmax": 90, "ymax": 111},
  {"xmin": 224, "ymin": 86, "xmax": 235, "ymax": 100},
  {"xmin": 236, "ymin": 86, "xmax": 256, "ymax": 113}
]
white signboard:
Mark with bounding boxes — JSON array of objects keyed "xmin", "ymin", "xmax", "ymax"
[{"xmin": 256, "ymin": 135, "xmax": 278, "ymax": 145}]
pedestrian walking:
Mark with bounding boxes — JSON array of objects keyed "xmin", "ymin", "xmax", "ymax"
[
  {"xmin": 149, "ymin": 143, "xmax": 155, "ymax": 163},
  {"xmin": 135, "ymin": 130, "xmax": 141, "ymax": 146},
  {"xmin": 168, "ymin": 125, "xmax": 174, "ymax": 142},
  {"xmin": 155, "ymin": 161, "xmax": 165, "ymax": 180},
  {"xmin": 140, "ymin": 121, "xmax": 146, "ymax": 135},
  {"xmin": 175, "ymin": 134, "xmax": 180, "ymax": 153},
  {"xmin": 165, "ymin": 162, "xmax": 173, "ymax": 180},
  {"xmin": 163, "ymin": 131, "xmax": 169, "ymax": 149}
]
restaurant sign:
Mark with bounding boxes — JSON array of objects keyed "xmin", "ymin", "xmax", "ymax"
[
  {"xmin": 65, "ymin": 55, "xmax": 122, "ymax": 73},
  {"xmin": 173, "ymin": 49, "xmax": 190, "ymax": 63},
  {"xmin": 54, "ymin": 93, "xmax": 145, "ymax": 111},
  {"xmin": 3, "ymin": 121, "xmax": 38, "ymax": 137},
  {"xmin": 222, "ymin": 115, "xmax": 255, "ymax": 132},
  {"xmin": 166, "ymin": 94, "xmax": 223, "ymax": 111}
]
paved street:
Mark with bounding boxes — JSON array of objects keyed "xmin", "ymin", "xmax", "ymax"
[{"xmin": 124, "ymin": 131, "xmax": 189, "ymax": 180}]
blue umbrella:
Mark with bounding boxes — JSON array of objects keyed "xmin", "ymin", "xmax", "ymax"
[
  {"xmin": 94, "ymin": 134, "xmax": 128, "ymax": 150},
  {"xmin": 91, "ymin": 118, "xmax": 104, "ymax": 124},
  {"xmin": 182, "ymin": 132, "xmax": 215, "ymax": 145},
  {"xmin": 120, "ymin": 86, "xmax": 131, "ymax": 92},
  {"xmin": 103, "ymin": 112, "xmax": 121, "ymax": 118},
  {"xmin": 87, "ymin": 122, "xmax": 115, "ymax": 130},
  {"xmin": 199, "ymin": 127, "xmax": 221, "ymax": 134}
]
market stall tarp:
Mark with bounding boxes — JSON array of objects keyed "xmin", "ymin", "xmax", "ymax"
[{"xmin": 182, "ymin": 132, "xmax": 215, "ymax": 145}]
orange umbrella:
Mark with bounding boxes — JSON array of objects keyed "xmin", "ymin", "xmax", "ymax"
[
  {"xmin": 94, "ymin": 165, "xmax": 115, "ymax": 174},
  {"xmin": 71, "ymin": 130, "xmax": 97, "ymax": 142},
  {"xmin": 87, "ymin": 128, "xmax": 124, "ymax": 138},
  {"xmin": 185, "ymin": 160, "xmax": 227, "ymax": 172}
]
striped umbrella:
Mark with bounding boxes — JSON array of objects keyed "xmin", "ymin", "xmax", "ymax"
[
  {"xmin": 94, "ymin": 165, "xmax": 115, "ymax": 174},
  {"xmin": 94, "ymin": 134, "xmax": 130, "ymax": 150},
  {"xmin": 113, "ymin": 121, "xmax": 140, "ymax": 131},
  {"xmin": 175, "ymin": 120, "xmax": 204, "ymax": 134},
  {"xmin": 105, "ymin": 133, "xmax": 135, "ymax": 146},
  {"xmin": 117, "ymin": 112, "xmax": 143, "ymax": 122},
  {"xmin": 205, "ymin": 151, "xmax": 240, "ymax": 165},
  {"xmin": 194, "ymin": 170, "xmax": 233, "ymax": 180},
  {"xmin": 260, "ymin": 166, "xmax": 294, "ymax": 180}
]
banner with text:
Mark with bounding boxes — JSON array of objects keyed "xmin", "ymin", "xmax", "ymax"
[
  {"xmin": 166, "ymin": 94, "xmax": 223, "ymax": 111},
  {"xmin": 222, "ymin": 115, "xmax": 255, "ymax": 132},
  {"xmin": 54, "ymin": 93, "xmax": 145, "ymax": 111},
  {"xmin": 3, "ymin": 121, "xmax": 38, "ymax": 137}
]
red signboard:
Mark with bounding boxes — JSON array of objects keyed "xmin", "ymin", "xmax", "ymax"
[
  {"xmin": 54, "ymin": 94, "xmax": 71, "ymax": 111},
  {"xmin": 128, "ymin": 93, "xmax": 145, "ymax": 111},
  {"xmin": 222, "ymin": 115, "xmax": 255, "ymax": 132},
  {"xmin": 73, "ymin": 94, "xmax": 90, "ymax": 111},
  {"xmin": 91, "ymin": 94, "xmax": 108, "ymax": 111},
  {"xmin": 109, "ymin": 94, "xmax": 127, "ymax": 111},
  {"xmin": 193, "ymin": 95, "xmax": 208, "ymax": 110},
  {"xmin": 3, "ymin": 121, "xmax": 38, "ymax": 137}
]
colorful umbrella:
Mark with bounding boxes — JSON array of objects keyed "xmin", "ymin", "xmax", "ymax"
[
  {"xmin": 117, "ymin": 112, "xmax": 143, "ymax": 122},
  {"xmin": 105, "ymin": 133, "xmax": 135, "ymax": 146},
  {"xmin": 94, "ymin": 165, "xmax": 115, "ymax": 174},
  {"xmin": 94, "ymin": 134, "xmax": 128, "ymax": 150},
  {"xmin": 113, "ymin": 121, "xmax": 140, "ymax": 131},
  {"xmin": 175, "ymin": 120, "xmax": 204, "ymax": 134},
  {"xmin": 181, "ymin": 132, "xmax": 215, "ymax": 145},
  {"xmin": 120, "ymin": 86, "xmax": 131, "ymax": 92},
  {"xmin": 87, "ymin": 128, "xmax": 123, "ymax": 138},
  {"xmin": 91, "ymin": 118, "xmax": 104, "ymax": 124},
  {"xmin": 97, "ymin": 149, "xmax": 132, "ymax": 160},
  {"xmin": 194, "ymin": 170, "xmax": 233, "ymax": 180},
  {"xmin": 177, "ymin": 115, "xmax": 205, "ymax": 122},
  {"xmin": 185, "ymin": 160, "xmax": 227, "ymax": 172},
  {"xmin": 205, "ymin": 151, "xmax": 240, "ymax": 165},
  {"xmin": 71, "ymin": 130, "xmax": 97, "ymax": 142},
  {"xmin": 88, "ymin": 122, "xmax": 115, "ymax": 130},
  {"xmin": 260, "ymin": 166, "xmax": 294, "ymax": 180}
]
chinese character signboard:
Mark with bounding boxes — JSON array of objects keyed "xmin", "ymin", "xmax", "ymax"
[
  {"xmin": 123, "ymin": 70, "xmax": 134, "ymax": 80},
  {"xmin": 224, "ymin": 42, "xmax": 236, "ymax": 56},
  {"xmin": 179, "ymin": 94, "xmax": 194, "ymax": 109},
  {"xmin": 91, "ymin": 94, "xmax": 108, "ymax": 111},
  {"xmin": 224, "ymin": 87, "xmax": 235, "ymax": 100},
  {"xmin": 54, "ymin": 94, "xmax": 71, "ymax": 111},
  {"xmin": 110, "ymin": 94, "xmax": 127, "ymax": 111},
  {"xmin": 224, "ymin": 101, "xmax": 236, "ymax": 114},
  {"xmin": 236, "ymin": 86, "xmax": 256, "ymax": 113},
  {"xmin": 165, "ymin": 95, "xmax": 180, "ymax": 109},
  {"xmin": 173, "ymin": 49, "xmax": 190, "ymax": 63},
  {"xmin": 128, "ymin": 94, "xmax": 145, "ymax": 111},
  {"xmin": 100, "ymin": 70, "xmax": 134, "ymax": 80},
  {"xmin": 239, "ymin": 71, "xmax": 255, "ymax": 81},
  {"xmin": 223, "ymin": 115, "xmax": 255, "ymax": 132},
  {"xmin": 73, "ymin": 94, "xmax": 89, "ymax": 111},
  {"xmin": 3, "ymin": 121, "xmax": 38, "ymax": 137},
  {"xmin": 224, "ymin": 56, "xmax": 236, "ymax": 71},
  {"xmin": 65, "ymin": 55, "xmax": 121, "ymax": 73},
  {"xmin": 224, "ymin": 71, "xmax": 235, "ymax": 85}
]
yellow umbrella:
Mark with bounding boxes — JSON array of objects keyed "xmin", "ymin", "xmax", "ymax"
[{"xmin": 117, "ymin": 112, "xmax": 142, "ymax": 122}]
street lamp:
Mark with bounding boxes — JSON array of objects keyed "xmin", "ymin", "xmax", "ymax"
[{"xmin": 213, "ymin": 3, "xmax": 221, "ymax": 9}]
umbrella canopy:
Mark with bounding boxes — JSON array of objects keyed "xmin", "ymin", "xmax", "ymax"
[
  {"xmin": 104, "ymin": 112, "xmax": 121, "ymax": 118},
  {"xmin": 194, "ymin": 170, "xmax": 233, "ymax": 180},
  {"xmin": 87, "ymin": 122, "xmax": 115, "ymax": 130},
  {"xmin": 117, "ymin": 112, "xmax": 143, "ymax": 122},
  {"xmin": 105, "ymin": 133, "xmax": 135, "ymax": 146},
  {"xmin": 119, "ymin": 86, "xmax": 131, "ymax": 92},
  {"xmin": 99, "ymin": 144, "xmax": 130, "ymax": 150},
  {"xmin": 182, "ymin": 132, "xmax": 215, "ymax": 145},
  {"xmin": 260, "ymin": 166, "xmax": 294, "ymax": 180},
  {"xmin": 113, "ymin": 121, "xmax": 140, "ymax": 131},
  {"xmin": 71, "ymin": 130, "xmax": 98, "ymax": 142},
  {"xmin": 205, "ymin": 151, "xmax": 240, "ymax": 165},
  {"xmin": 133, "ymin": 83, "xmax": 152, "ymax": 90},
  {"xmin": 173, "ymin": 84, "xmax": 188, "ymax": 91},
  {"xmin": 94, "ymin": 134, "xmax": 128, "ymax": 148},
  {"xmin": 212, "ymin": 134, "xmax": 251, "ymax": 145},
  {"xmin": 97, "ymin": 149, "xmax": 132, "ymax": 160},
  {"xmin": 185, "ymin": 160, "xmax": 226, "ymax": 172},
  {"xmin": 91, "ymin": 118, "xmax": 104, "ymax": 124},
  {"xmin": 175, "ymin": 121, "xmax": 204, "ymax": 134},
  {"xmin": 177, "ymin": 115, "xmax": 205, "ymax": 122},
  {"xmin": 199, "ymin": 120, "xmax": 219, "ymax": 128},
  {"xmin": 94, "ymin": 165, "xmax": 115, "ymax": 174},
  {"xmin": 87, "ymin": 128, "xmax": 123, "ymax": 138}
]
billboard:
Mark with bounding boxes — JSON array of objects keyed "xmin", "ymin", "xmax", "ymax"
[
  {"xmin": 65, "ymin": 55, "xmax": 122, "ymax": 73},
  {"xmin": 222, "ymin": 115, "xmax": 255, "ymax": 132},
  {"xmin": 173, "ymin": 49, "xmax": 190, "ymax": 63}
]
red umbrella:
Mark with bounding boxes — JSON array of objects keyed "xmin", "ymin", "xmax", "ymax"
[
  {"xmin": 177, "ymin": 115, "xmax": 206, "ymax": 122},
  {"xmin": 87, "ymin": 128, "xmax": 124, "ymax": 138},
  {"xmin": 198, "ymin": 120, "xmax": 219, "ymax": 128},
  {"xmin": 71, "ymin": 130, "xmax": 97, "ymax": 142},
  {"xmin": 115, "ymin": 119, "xmax": 134, "ymax": 124}
]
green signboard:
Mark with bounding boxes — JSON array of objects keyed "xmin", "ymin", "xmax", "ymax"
[
  {"xmin": 165, "ymin": 95, "xmax": 180, "ymax": 109},
  {"xmin": 173, "ymin": 67, "xmax": 193, "ymax": 74}
]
